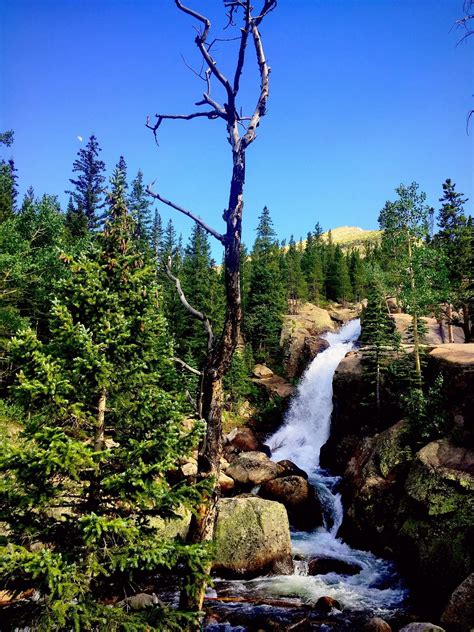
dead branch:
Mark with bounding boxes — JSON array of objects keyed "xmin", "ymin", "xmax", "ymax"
[
  {"xmin": 165, "ymin": 257, "xmax": 214, "ymax": 352},
  {"xmin": 147, "ymin": 185, "xmax": 225, "ymax": 244},
  {"xmin": 173, "ymin": 357, "xmax": 203, "ymax": 376}
]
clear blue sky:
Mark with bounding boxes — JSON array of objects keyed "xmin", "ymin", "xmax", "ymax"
[{"xmin": 1, "ymin": 0, "xmax": 473, "ymax": 253}]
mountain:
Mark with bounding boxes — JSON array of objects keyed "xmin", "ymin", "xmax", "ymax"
[{"xmin": 322, "ymin": 226, "xmax": 381, "ymax": 250}]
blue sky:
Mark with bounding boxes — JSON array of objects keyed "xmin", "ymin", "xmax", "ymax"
[{"xmin": 1, "ymin": 0, "xmax": 473, "ymax": 253}]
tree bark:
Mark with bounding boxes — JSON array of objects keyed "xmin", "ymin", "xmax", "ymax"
[{"xmin": 88, "ymin": 388, "xmax": 107, "ymax": 510}]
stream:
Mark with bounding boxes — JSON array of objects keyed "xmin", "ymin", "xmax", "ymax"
[{"xmin": 207, "ymin": 319, "xmax": 408, "ymax": 630}]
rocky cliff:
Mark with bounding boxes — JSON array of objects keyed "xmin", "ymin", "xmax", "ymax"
[{"xmin": 321, "ymin": 344, "xmax": 474, "ymax": 626}]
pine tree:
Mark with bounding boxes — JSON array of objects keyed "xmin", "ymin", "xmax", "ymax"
[
  {"xmin": 360, "ymin": 272, "xmax": 400, "ymax": 414},
  {"xmin": 0, "ymin": 130, "xmax": 18, "ymax": 223},
  {"xmin": 0, "ymin": 172, "xmax": 208, "ymax": 631},
  {"xmin": 435, "ymin": 178, "xmax": 473, "ymax": 341},
  {"xmin": 66, "ymin": 135, "xmax": 106, "ymax": 233},
  {"xmin": 285, "ymin": 235, "xmax": 308, "ymax": 310},
  {"xmin": 350, "ymin": 249, "xmax": 366, "ymax": 302},
  {"xmin": 301, "ymin": 229, "xmax": 325, "ymax": 305},
  {"xmin": 129, "ymin": 170, "xmax": 153, "ymax": 245},
  {"xmin": 150, "ymin": 209, "xmax": 163, "ymax": 259},
  {"xmin": 179, "ymin": 225, "xmax": 224, "ymax": 366},
  {"xmin": 246, "ymin": 207, "xmax": 286, "ymax": 361}
]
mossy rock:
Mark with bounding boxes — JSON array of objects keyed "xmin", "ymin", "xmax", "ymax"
[{"xmin": 212, "ymin": 496, "xmax": 292, "ymax": 577}]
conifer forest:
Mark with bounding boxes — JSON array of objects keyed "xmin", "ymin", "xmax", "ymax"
[{"xmin": 0, "ymin": 2, "xmax": 473, "ymax": 631}]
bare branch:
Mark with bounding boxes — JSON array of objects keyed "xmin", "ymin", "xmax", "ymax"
[
  {"xmin": 147, "ymin": 184, "xmax": 225, "ymax": 244},
  {"xmin": 175, "ymin": 0, "xmax": 234, "ymax": 103},
  {"xmin": 233, "ymin": 1, "xmax": 251, "ymax": 95},
  {"xmin": 241, "ymin": 4, "xmax": 274, "ymax": 148},
  {"xmin": 165, "ymin": 257, "xmax": 214, "ymax": 351},
  {"xmin": 173, "ymin": 357, "xmax": 203, "ymax": 376}
]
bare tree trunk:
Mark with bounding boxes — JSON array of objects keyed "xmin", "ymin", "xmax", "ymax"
[
  {"xmin": 447, "ymin": 303, "xmax": 454, "ymax": 343},
  {"xmin": 88, "ymin": 388, "xmax": 107, "ymax": 510},
  {"xmin": 146, "ymin": 2, "xmax": 276, "ymax": 622}
]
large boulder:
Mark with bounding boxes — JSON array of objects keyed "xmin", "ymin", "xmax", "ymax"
[
  {"xmin": 441, "ymin": 573, "xmax": 474, "ymax": 632},
  {"xmin": 363, "ymin": 618, "xmax": 392, "ymax": 632},
  {"xmin": 259, "ymin": 475, "xmax": 323, "ymax": 530},
  {"xmin": 225, "ymin": 451, "xmax": 283, "ymax": 487},
  {"xmin": 212, "ymin": 496, "xmax": 293, "ymax": 577}
]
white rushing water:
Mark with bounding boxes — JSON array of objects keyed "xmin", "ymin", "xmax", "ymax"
[{"xmin": 215, "ymin": 319, "xmax": 408, "ymax": 617}]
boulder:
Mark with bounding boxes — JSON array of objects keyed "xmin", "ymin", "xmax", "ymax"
[
  {"xmin": 441, "ymin": 573, "xmax": 474, "ymax": 632},
  {"xmin": 307, "ymin": 556, "xmax": 361, "ymax": 576},
  {"xmin": 363, "ymin": 618, "xmax": 392, "ymax": 632},
  {"xmin": 124, "ymin": 592, "xmax": 159, "ymax": 610},
  {"xmin": 315, "ymin": 596, "xmax": 341, "ymax": 612},
  {"xmin": 252, "ymin": 373, "xmax": 295, "ymax": 399},
  {"xmin": 398, "ymin": 625, "xmax": 445, "ymax": 632},
  {"xmin": 391, "ymin": 314, "xmax": 464, "ymax": 345},
  {"xmin": 212, "ymin": 496, "xmax": 293, "ymax": 577},
  {"xmin": 259, "ymin": 475, "xmax": 323, "ymax": 530},
  {"xmin": 252, "ymin": 363, "xmax": 274, "ymax": 379},
  {"xmin": 225, "ymin": 426, "xmax": 261, "ymax": 453},
  {"xmin": 276, "ymin": 459, "xmax": 309, "ymax": 479},
  {"xmin": 225, "ymin": 451, "xmax": 283, "ymax": 486},
  {"xmin": 328, "ymin": 306, "xmax": 361, "ymax": 324}
]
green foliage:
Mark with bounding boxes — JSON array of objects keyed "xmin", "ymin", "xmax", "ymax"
[
  {"xmin": 360, "ymin": 271, "xmax": 400, "ymax": 412},
  {"xmin": 246, "ymin": 207, "xmax": 286, "ymax": 361},
  {"xmin": 0, "ymin": 181, "xmax": 209, "ymax": 629},
  {"xmin": 66, "ymin": 135, "xmax": 106, "ymax": 234},
  {"xmin": 223, "ymin": 344, "xmax": 255, "ymax": 411},
  {"xmin": 402, "ymin": 375, "xmax": 447, "ymax": 445}
]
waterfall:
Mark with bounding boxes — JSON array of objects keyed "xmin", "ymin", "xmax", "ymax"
[
  {"xmin": 269, "ymin": 318, "xmax": 361, "ymax": 471},
  {"xmin": 213, "ymin": 319, "xmax": 408, "ymax": 618}
]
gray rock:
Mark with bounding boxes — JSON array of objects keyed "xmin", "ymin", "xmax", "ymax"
[
  {"xmin": 225, "ymin": 451, "xmax": 282, "ymax": 486},
  {"xmin": 441, "ymin": 573, "xmax": 474, "ymax": 632}
]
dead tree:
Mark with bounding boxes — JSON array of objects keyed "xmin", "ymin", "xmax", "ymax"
[{"xmin": 146, "ymin": 0, "xmax": 277, "ymax": 616}]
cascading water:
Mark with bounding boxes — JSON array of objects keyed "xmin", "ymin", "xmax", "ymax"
[{"xmin": 212, "ymin": 319, "xmax": 408, "ymax": 622}]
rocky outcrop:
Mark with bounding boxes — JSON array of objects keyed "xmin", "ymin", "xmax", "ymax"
[
  {"xmin": 252, "ymin": 373, "xmax": 295, "ymax": 399},
  {"xmin": 324, "ymin": 343, "xmax": 474, "ymax": 618},
  {"xmin": 212, "ymin": 496, "xmax": 293, "ymax": 577},
  {"xmin": 280, "ymin": 303, "xmax": 335, "ymax": 378},
  {"xmin": 441, "ymin": 573, "xmax": 474, "ymax": 632},
  {"xmin": 259, "ymin": 474, "xmax": 323, "ymax": 530},
  {"xmin": 252, "ymin": 363, "xmax": 274, "ymax": 379}
]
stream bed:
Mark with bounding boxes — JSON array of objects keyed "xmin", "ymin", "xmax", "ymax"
[{"xmin": 205, "ymin": 319, "xmax": 408, "ymax": 631}]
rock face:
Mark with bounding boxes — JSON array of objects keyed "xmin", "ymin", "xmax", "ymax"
[
  {"xmin": 441, "ymin": 573, "xmax": 474, "ymax": 632},
  {"xmin": 225, "ymin": 451, "xmax": 283, "ymax": 486},
  {"xmin": 324, "ymin": 344, "xmax": 474, "ymax": 618},
  {"xmin": 280, "ymin": 303, "xmax": 335, "ymax": 378},
  {"xmin": 391, "ymin": 313, "xmax": 464, "ymax": 345},
  {"xmin": 224, "ymin": 427, "xmax": 261, "ymax": 454},
  {"xmin": 212, "ymin": 496, "xmax": 293, "ymax": 577},
  {"xmin": 259, "ymin": 475, "xmax": 323, "ymax": 530},
  {"xmin": 363, "ymin": 618, "xmax": 392, "ymax": 632}
]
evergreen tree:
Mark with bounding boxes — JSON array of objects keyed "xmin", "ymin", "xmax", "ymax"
[
  {"xmin": 66, "ymin": 135, "xmax": 106, "ymax": 233},
  {"xmin": 360, "ymin": 272, "xmax": 400, "ymax": 414},
  {"xmin": 150, "ymin": 209, "xmax": 163, "ymax": 259},
  {"xmin": 284, "ymin": 235, "xmax": 308, "ymax": 309},
  {"xmin": 0, "ymin": 130, "xmax": 18, "ymax": 223},
  {"xmin": 350, "ymin": 249, "xmax": 366, "ymax": 302},
  {"xmin": 129, "ymin": 170, "xmax": 153, "ymax": 245},
  {"xmin": 301, "ymin": 231, "xmax": 325, "ymax": 305},
  {"xmin": 435, "ymin": 178, "xmax": 473, "ymax": 341},
  {"xmin": 246, "ymin": 207, "xmax": 286, "ymax": 361},
  {"xmin": 179, "ymin": 225, "xmax": 224, "ymax": 366},
  {"xmin": 0, "ymin": 173, "xmax": 208, "ymax": 631}
]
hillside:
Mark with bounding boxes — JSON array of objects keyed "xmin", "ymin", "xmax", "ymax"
[{"xmin": 322, "ymin": 226, "xmax": 381, "ymax": 250}]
